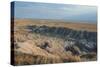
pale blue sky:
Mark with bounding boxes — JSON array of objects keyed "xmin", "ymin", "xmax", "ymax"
[{"xmin": 13, "ymin": 1, "xmax": 97, "ymax": 23}]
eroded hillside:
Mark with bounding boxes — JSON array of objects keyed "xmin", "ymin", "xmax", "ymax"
[{"xmin": 12, "ymin": 19, "xmax": 97, "ymax": 65}]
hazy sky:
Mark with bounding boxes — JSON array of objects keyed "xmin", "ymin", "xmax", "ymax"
[{"xmin": 14, "ymin": 1, "xmax": 97, "ymax": 23}]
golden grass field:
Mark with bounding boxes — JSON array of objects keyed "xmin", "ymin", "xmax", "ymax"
[{"xmin": 12, "ymin": 19, "xmax": 97, "ymax": 65}]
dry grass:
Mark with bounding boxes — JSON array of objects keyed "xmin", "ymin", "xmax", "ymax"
[
  {"xmin": 14, "ymin": 51, "xmax": 62, "ymax": 65},
  {"xmin": 14, "ymin": 51, "xmax": 81, "ymax": 65},
  {"xmin": 13, "ymin": 29, "xmax": 81, "ymax": 65},
  {"xmin": 14, "ymin": 19, "xmax": 97, "ymax": 32}
]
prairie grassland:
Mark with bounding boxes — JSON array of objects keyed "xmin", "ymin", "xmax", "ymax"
[{"xmin": 14, "ymin": 19, "xmax": 97, "ymax": 32}]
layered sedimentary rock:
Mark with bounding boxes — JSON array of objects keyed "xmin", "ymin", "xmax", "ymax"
[{"xmin": 26, "ymin": 25, "xmax": 97, "ymax": 55}]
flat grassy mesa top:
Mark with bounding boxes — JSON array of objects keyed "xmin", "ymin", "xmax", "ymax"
[{"xmin": 14, "ymin": 19, "xmax": 97, "ymax": 32}]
